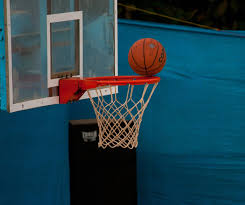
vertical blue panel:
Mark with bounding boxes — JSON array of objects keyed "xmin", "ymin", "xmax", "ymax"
[
  {"xmin": 0, "ymin": 105, "xmax": 71, "ymax": 205},
  {"xmin": 0, "ymin": 0, "xmax": 7, "ymax": 111},
  {"xmin": 118, "ymin": 19, "xmax": 245, "ymax": 205},
  {"xmin": 0, "ymin": 101, "xmax": 93, "ymax": 205},
  {"xmin": 0, "ymin": 92, "xmax": 94, "ymax": 205}
]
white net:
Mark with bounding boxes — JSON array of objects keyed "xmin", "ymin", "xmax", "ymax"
[{"xmin": 87, "ymin": 83, "xmax": 158, "ymax": 149}]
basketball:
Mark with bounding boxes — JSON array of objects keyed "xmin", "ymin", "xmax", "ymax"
[{"xmin": 128, "ymin": 38, "xmax": 166, "ymax": 76}]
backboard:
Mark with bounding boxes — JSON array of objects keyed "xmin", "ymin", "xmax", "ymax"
[{"xmin": 2, "ymin": 0, "xmax": 117, "ymax": 112}]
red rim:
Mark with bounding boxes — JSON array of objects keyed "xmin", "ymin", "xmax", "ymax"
[
  {"xmin": 84, "ymin": 76, "xmax": 160, "ymax": 86},
  {"xmin": 59, "ymin": 76, "xmax": 161, "ymax": 104}
]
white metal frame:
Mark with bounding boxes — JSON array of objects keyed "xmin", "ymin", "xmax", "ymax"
[
  {"xmin": 9, "ymin": 88, "xmax": 117, "ymax": 112},
  {"xmin": 47, "ymin": 11, "xmax": 83, "ymax": 88},
  {"xmin": 5, "ymin": 0, "xmax": 118, "ymax": 113}
]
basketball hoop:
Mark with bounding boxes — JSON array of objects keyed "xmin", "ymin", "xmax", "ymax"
[{"xmin": 59, "ymin": 76, "xmax": 160, "ymax": 149}]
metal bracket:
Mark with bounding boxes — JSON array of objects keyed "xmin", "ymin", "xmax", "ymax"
[{"xmin": 59, "ymin": 78, "xmax": 86, "ymax": 104}]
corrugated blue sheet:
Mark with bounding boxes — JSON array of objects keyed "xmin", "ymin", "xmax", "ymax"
[{"xmin": 118, "ymin": 19, "xmax": 245, "ymax": 205}]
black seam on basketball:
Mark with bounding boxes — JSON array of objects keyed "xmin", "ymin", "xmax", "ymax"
[
  {"xmin": 147, "ymin": 57, "xmax": 166, "ymax": 73},
  {"xmin": 148, "ymin": 49, "xmax": 166, "ymax": 72},
  {"xmin": 147, "ymin": 60, "xmax": 166, "ymax": 74},
  {"xmin": 131, "ymin": 48, "xmax": 145, "ymax": 70},
  {"xmin": 148, "ymin": 58, "xmax": 166, "ymax": 71},
  {"xmin": 143, "ymin": 39, "xmax": 148, "ymax": 75},
  {"xmin": 147, "ymin": 42, "xmax": 159, "ymax": 70},
  {"xmin": 133, "ymin": 64, "xmax": 147, "ymax": 74}
]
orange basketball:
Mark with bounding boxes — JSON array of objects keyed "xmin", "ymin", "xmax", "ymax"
[{"xmin": 128, "ymin": 38, "xmax": 166, "ymax": 76}]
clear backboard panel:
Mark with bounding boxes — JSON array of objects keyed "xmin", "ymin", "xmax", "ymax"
[
  {"xmin": 51, "ymin": 21, "xmax": 79, "ymax": 78},
  {"xmin": 79, "ymin": 0, "xmax": 116, "ymax": 77},
  {"xmin": 4, "ymin": 0, "xmax": 117, "ymax": 112}
]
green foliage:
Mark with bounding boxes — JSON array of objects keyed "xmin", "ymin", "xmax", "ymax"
[{"xmin": 118, "ymin": 0, "xmax": 245, "ymax": 30}]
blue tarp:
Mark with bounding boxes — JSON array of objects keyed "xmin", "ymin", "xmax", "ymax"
[{"xmin": 119, "ymin": 19, "xmax": 245, "ymax": 205}]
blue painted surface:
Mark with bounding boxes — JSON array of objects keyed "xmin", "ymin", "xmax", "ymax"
[
  {"xmin": 0, "ymin": 0, "xmax": 7, "ymax": 111},
  {"xmin": 0, "ymin": 105, "xmax": 70, "ymax": 205},
  {"xmin": 118, "ymin": 19, "xmax": 245, "ymax": 205},
  {"xmin": 0, "ymin": 102, "xmax": 94, "ymax": 205}
]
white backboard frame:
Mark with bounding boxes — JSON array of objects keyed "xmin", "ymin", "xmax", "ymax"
[{"xmin": 47, "ymin": 11, "xmax": 83, "ymax": 88}]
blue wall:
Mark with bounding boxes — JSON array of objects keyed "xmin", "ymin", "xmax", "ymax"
[
  {"xmin": 119, "ymin": 19, "xmax": 245, "ymax": 205},
  {"xmin": 0, "ymin": 105, "xmax": 69, "ymax": 205},
  {"xmin": 0, "ymin": 100, "xmax": 95, "ymax": 205}
]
